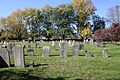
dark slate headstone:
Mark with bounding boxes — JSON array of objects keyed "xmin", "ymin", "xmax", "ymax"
[
  {"xmin": 27, "ymin": 49, "xmax": 34, "ymax": 56},
  {"xmin": 79, "ymin": 43, "xmax": 84, "ymax": 50},
  {"xmin": 72, "ymin": 42, "xmax": 79, "ymax": 56},
  {"xmin": 42, "ymin": 46, "xmax": 50, "ymax": 57},
  {"xmin": 13, "ymin": 45, "xmax": 25, "ymax": 67},
  {"xmin": 102, "ymin": 48, "xmax": 109, "ymax": 58},
  {"xmin": 0, "ymin": 48, "xmax": 10, "ymax": 68},
  {"xmin": 59, "ymin": 40, "xmax": 67, "ymax": 57}
]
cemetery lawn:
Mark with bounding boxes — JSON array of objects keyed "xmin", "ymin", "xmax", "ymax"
[{"xmin": 0, "ymin": 42, "xmax": 120, "ymax": 80}]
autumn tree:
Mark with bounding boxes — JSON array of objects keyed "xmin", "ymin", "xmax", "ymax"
[
  {"xmin": 4, "ymin": 9, "xmax": 28, "ymax": 40},
  {"xmin": 72, "ymin": 0, "xmax": 95, "ymax": 36}
]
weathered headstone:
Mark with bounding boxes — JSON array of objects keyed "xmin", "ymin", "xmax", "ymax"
[
  {"xmin": 52, "ymin": 41, "xmax": 56, "ymax": 51},
  {"xmin": 26, "ymin": 44, "xmax": 31, "ymax": 48},
  {"xmin": 89, "ymin": 39, "xmax": 94, "ymax": 45},
  {"xmin": 35, "ymin": 42, "xmax": 40, "ymax": 48},
  {"xmin": 0, "ymin": 48, "xmax": 10, "ymax": 68},
  {"xmin": 59, "ymin": 40, "xmax": 67, "ymax": 57},
  {"xmin": 102, "ymin": 43, "xmax": 106, "ymax": 47},
  {"xmin": 96, "ymin": 42, "xmax": 101, "ymax": 47},
  {"xmin": 85, "ymin": 51, "xmax": 94, "ymax": 57},
  {"xmin": 13, "ymin": 45, "xmax": 25, "ymax": 67},
  {"xmin": 72, "ymin": 42, "xmax": 79, "ymax": 56},
  {"xmin": 27, "ymin": 49, "xmax": 34, "ymax": 56},
  {"xmin": 42, "ymin": 46, "xmax": 50, "ymax": 57},
  {"xmin": 79, "ymin": 43, "xmax": 84, "ymax": 50},
  {"xmin": 68, "ymin": 40, "xmax": 72, "ymax": 46},
  {"xmin": 72, "ymin": 40, "xmax": 75, "ymax": 46},
  {"xmin": 102, "ymin": 48, "xmax": 109, "ymax": 58},
  {"xmin": 7, "ymin": 43, "xmax": 15, "ymax": 55}
]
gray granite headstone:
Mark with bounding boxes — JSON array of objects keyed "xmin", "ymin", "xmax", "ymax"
[
  {"xmin": 68, "ymin": 40, "xmax": 72, "ymax": 46},
  {"xmin": 52, "ymin": 41, "xmax": 56, "ymax": 51},
  {"xmin": 72, "ymin": 42, "xmax": 79, "ymax": 56},
  {"xmin": 59, "ymin": 40, "xmax": 67, "ymax": 57},
  {"xmin": 102, "ymin": 48, "xmax": 109, "ymax": 58},
  {"xmin": 7, "ymin": 43, "xmax": 15, "ymax": 55},
  {"xmin": 35, "ymin": 42, "xmax": 40, "ymax": 48},
  {"xmin": 96, "ymin": 42, "xmax": 101, "ymax": 47},
  {"xmin": 13, "ymin": 45, "xmax": 25, "ymax": 67},
  {"xmin": 42, "ymin": 46, "xmax": 50, "ymax": 57},
  {"xmin": 89, "ymin": 39, "xmax": 94, "ymax": 45},
  {"xmin": 0, "ymin": 48, "xmax": 10, "ymax": 68}
]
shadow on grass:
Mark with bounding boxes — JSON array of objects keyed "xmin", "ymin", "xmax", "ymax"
[
  {"xmin": 49, "ymin": 54, "xmax": 59, "ymax": 57},
  {"xmin": 0, "ymin": 70, "xmax": 65, "ymax": 80}
]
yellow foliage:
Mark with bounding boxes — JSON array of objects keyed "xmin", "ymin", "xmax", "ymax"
[{"xmin": 80, "ymin": 27, "xmax": 92, "ymax": 37}]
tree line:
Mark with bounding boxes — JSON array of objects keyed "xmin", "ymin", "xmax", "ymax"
[{"xmin": 0, "ymin": 0, "xmax": 119, "ymax": 42}]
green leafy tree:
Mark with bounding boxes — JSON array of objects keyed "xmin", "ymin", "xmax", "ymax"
[
  {"xmin": 53, "ymin": 4, "xmax": 75, "ymax": 39},
  {"xmin": 92, "ymin": 15, "xmax": 105, "ymax": 32}
]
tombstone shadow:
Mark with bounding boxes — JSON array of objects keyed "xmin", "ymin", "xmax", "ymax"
[
  {"xmin": 0, "ymin": 56, "xmax": 9, "ymax": 68},
  {"xmin": 0, "ymin": 70, "xmax": 65, "ymax": 80},
  {"xmin": 49, "ymin": 54, "xmax": 59, "ymax": 57},
  {"xmin": 33, "ymin": 63, "xmax": 49, "ymax": 67}
]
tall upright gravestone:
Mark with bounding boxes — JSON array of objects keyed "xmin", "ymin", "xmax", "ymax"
[
  {"xmin": 42, "ymin": 46, "xmax": 50, "ymax": 57},
  {"xmin": 13, "ymin": 45, "xmax": 25, "ymax": 67},
  {"xmin": 72, "ymin": 42, "xmax": 79, "ymax": 56},
  {"xmin": 0, "ymin": 48, "xmax": 10, "ymax": 68},
  {"xmin": 59, "ymin": 40, "xmax": 67, "ymax": 57}
]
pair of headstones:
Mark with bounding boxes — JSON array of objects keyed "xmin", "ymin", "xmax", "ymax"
[
  {"xmin": 42, "ymin": 40, "xmax": 67, "ymax": 57},
  {"xmin": 0, "ymin": 45, "xmax": 25, "ymax": 68}
]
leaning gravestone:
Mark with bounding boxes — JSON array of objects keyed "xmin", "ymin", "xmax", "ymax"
[
  {"xmin": 13, "ymin": 45, "xmax": 25, "ymax": 67},
  {"xmin": 0, "ymin": 48, "xmax": 10, "ymax": 68},
  {"xmin": 59, "ymin": 40, "xmax": 67, "ymax": 57},
  {"xmin": 72, "ymin": 42, "xmax": 79, "ymax": 56},
  {"xmin": 42, "ymin": 46, "xmax": 50, "ymax": 57},
  {"xmin": 102, "ymin": 48, "xmax": 109, "ymax": 58}
]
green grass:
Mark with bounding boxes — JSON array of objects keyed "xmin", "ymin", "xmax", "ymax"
[{"xmin": 0, "ymin": 42, "xmax": 120, "ymax": 80}]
